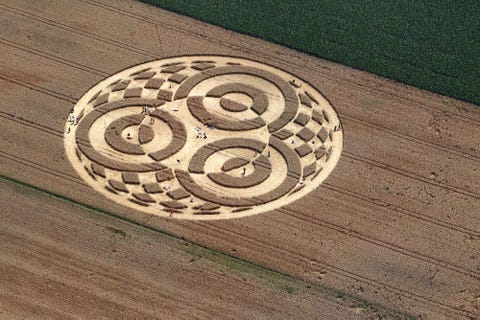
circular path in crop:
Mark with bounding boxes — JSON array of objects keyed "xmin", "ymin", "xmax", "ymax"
[{"xmin": 64, "ymin": 56, "xmax": 343, "ymax": 220}]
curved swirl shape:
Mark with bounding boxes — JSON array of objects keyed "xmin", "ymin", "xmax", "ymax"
[{"xmin": 64, "ymin": 56, "xmax": 343, "ymax": 220}]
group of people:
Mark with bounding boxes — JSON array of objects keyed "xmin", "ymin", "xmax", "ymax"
[
  {"xmin": 68, "ymin": 113, "xmax": 78, "ymax": 125},
  {"xmin": 66, "ymin": 109, "xmax": 78, "ymax": 134},
  {"xmin": 194, "ymin": 126, "xmax": 208, "ymax": 139},
  {"xmin": 141, "ymin": 106, "xmax": 156, "ymax": 125},
  {"xmin": 141, "ymin": 106, "xmax": 152, "ymax": 115}
]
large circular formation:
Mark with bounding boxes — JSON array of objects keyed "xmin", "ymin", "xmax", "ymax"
[{"xmin": 64, "ymin": 56, "xmax": 343, "ymax": 220}]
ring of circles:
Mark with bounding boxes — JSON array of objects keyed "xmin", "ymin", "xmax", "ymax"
[{"xmin": 64, "ymin": 56, "xmax": 343, "ymax": 220}]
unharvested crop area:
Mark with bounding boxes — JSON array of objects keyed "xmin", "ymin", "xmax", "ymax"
[
  {"xmin": 2, "ymin": 177, "xmax": 400, "ymax": 319},
  {"xmin": 141, "ymin": 0, "xmax": 480, "ymax": 105}
]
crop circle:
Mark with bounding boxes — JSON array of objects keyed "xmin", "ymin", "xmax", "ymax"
[{"xmin": 64, "ymin": 56, "xmax": 343, "ymax": 220}]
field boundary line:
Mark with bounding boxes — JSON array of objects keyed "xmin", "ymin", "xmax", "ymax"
[
  {"xmin": 3, "ymin": 0, "xmax": 480, "ymax": 129},
  {"xmin": 1, "ymin": 45, "xmax": 479, "ymax": 169},
  {"xmin": 0, "ymin": 174, "xmax": 416, "ymax": 320},
  {"xmin": 77, "ymin": 0, "xmax": 480, "ymax": 123},
  {"xmin": 1, "ymin": 28, "xmax": 479, "ymax": 165}
]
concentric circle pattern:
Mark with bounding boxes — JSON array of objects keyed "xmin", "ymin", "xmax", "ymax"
[{"xmin": 64, "ymin": 56, "xmax": 343, "ymax": 220}]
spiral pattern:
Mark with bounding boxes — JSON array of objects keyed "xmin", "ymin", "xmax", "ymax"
[{"xmin": 64, "ymin": 56, "xmax": 343, "ymax": 220}]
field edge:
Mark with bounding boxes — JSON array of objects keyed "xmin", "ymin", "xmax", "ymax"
[{"xmin": 0, "ymin": 174, "xmax": 417, "ymax": 320}]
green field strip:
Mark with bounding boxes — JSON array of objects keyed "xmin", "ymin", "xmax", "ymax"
[{"xmin": 139, "ymin": 0, "xmax": 480, "ymax": 105}]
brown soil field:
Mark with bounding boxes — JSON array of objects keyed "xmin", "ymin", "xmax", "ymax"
[
  {"xmin": 1, "ymin": 177, "xmax": 397, "ymax": 319},
  {"xmin": 0, "ymin": 0, "xmax": 479, "ymax": 319}
]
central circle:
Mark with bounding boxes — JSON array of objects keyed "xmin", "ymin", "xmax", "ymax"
[
  {"xmin": 222, "ymin": 92, "xmax": 253, "ymax": 107},
  {"xmin": 64, "ymin": 56, "xmax": 343, "ymax": 220}
]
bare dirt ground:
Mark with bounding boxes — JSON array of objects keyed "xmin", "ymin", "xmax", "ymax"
[{"xmin": 0, "ymin": 0, "xmax": 479, "ymax": 319}]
